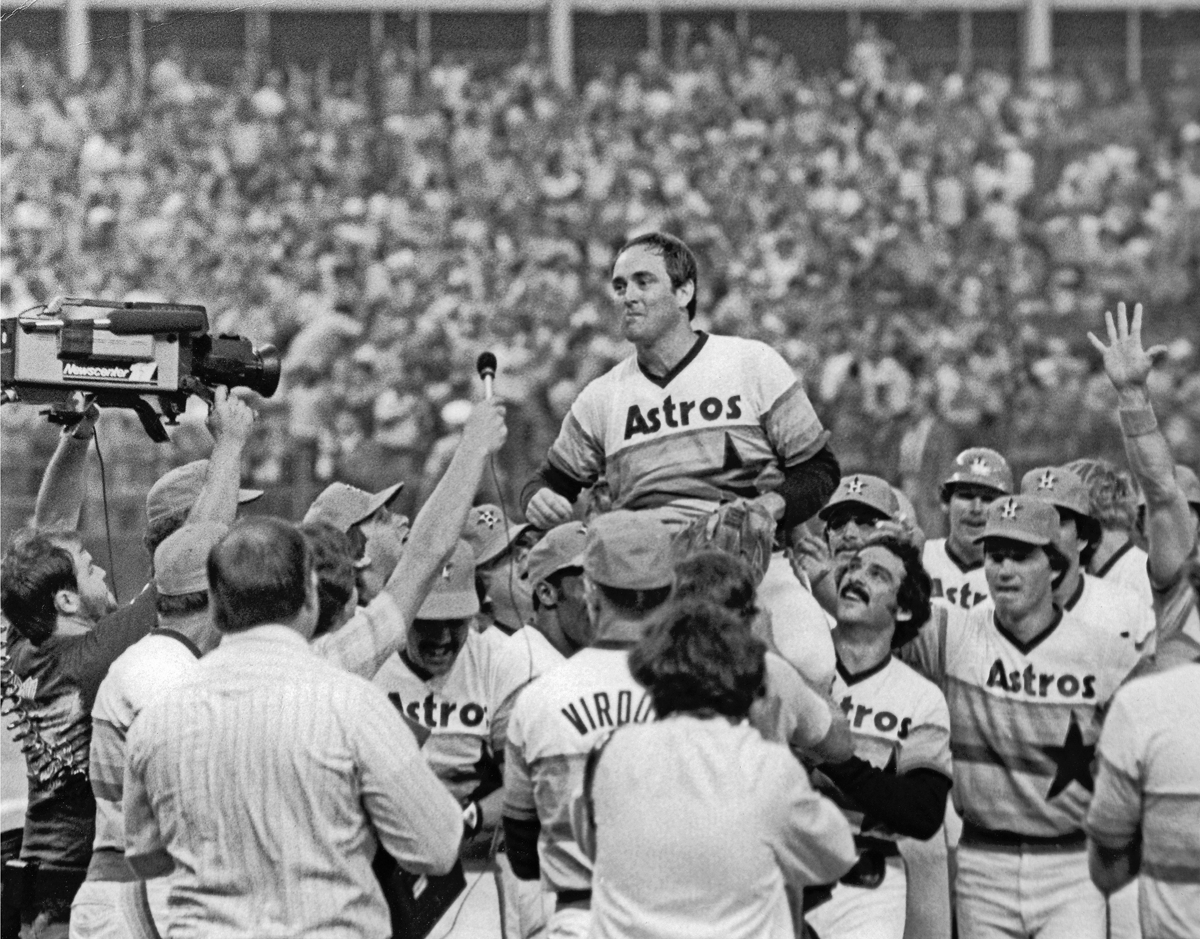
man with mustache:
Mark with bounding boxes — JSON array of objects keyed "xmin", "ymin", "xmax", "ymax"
[{"xmin": 806, "ymin": 532, "xmax": 952, "ymax": 939}]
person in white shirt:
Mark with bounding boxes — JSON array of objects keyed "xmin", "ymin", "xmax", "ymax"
[{"xmin": 573, "ymin": 597, "xmax": 856, "ymax": 939}]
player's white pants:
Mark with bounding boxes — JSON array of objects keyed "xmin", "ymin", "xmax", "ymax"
[
  {"xmin": 1107, "ymin": 881, "xmax": 1141, "ymax": 939},
  {"xmin": 956, "ymin": 845, "xmax": 1106, "ymax": 939},
  {"xmin": 545, "ymin": 906, "xmax": 590, "ymax": 939},
  {"xmin": 494, "ymin": 853, "xmax": 553, "ymax": 939},
  {"xmin": 805, "ymin": 856, "xmax": 906, "ymax": 939},
  {"xmin": 898, "ymin": 833, "xmax": 951, "ymax": 939},
  {"xmin": 68, "ymin": 878, "xmax": 170, "ymax": 939}
]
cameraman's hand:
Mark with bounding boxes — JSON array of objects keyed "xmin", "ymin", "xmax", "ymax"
[
  {"xmin": 65, "ymin": 403, "xmax": 101, "ymax": 442},
  {"xmin": 461, "ymin": 397, "xmax": 508, "ymax": 458},
  {"xmin": 207, "ymin": 386, "xmax": 256, "ymax": 445}
]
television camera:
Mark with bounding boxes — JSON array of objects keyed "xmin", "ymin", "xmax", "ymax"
[{"xmin": 1, "ymin": 298, "xmax": 280, "ymax": 441}]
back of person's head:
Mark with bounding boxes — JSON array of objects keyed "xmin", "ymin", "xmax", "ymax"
[
  {"xmin": 301, "ymin": 521, "xmax": 357, "ymax": 636},
  {"xmin": 673, "ymin": 551, "xmax": 758, "ymax": 624},
  {"xmin": 1, "ymin": 529, "xmax": 79, "ymax": 645},
  {"xmin": 208, "ymin": 518, "xmax": 311, "ymax": 633},
  {"xmin": 616, "ymin": 231, "xmax": 699, "ymax": 319},
  {"xmin": 154, "ymin": 522, "xmax": 228, "ymax": 620},
  {"xmin": 1063, "ymin": 458, "xmax": 1138, "ymax": 534},
  {"xmin": 629, "ymin": 598, "xmax": 765, "ymax": 720}
]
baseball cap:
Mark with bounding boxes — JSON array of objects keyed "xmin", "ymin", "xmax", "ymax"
[
  {"xmin": 146, "ymin": 461, "xmax": 263, "ymax": 527},
  {"xmin": 974, "ymin": 496, "xmax": 1060, "ymax": 546},
  {"xmin": 940, "ymin": 448, "xmax": 1013, "ymax": 501},
  {"xmin": 522, "ymin": 521, "xmax": 588, "ymax": 587},
  {"xmin": 1020, "ymin": 467, "xmax": 1093, "ymax": 519},
  {"xmin": 414, "ymin": 540, "xmax": 480, "ymax": 620},
  {"xmin": 154, "ymin": 522, "xmax": 229, "ymax": 597},
  {"xmin": 818, "ymin": 474, "xmax": 899, "ymax": 522},
  {"xmin": 1135, "ymin": 465, "xmax": 1200, "ymax": 509},
  {"xmin": 303, "ymin": 482, "xmax": 404, "ymax": 532},
  {"xmin": 463, "ymin": 504, "xmax": 532, "ymax": 567},
  {"xmin": 582, "ymin": 511, "xmax": 674, "ymax": 591}
]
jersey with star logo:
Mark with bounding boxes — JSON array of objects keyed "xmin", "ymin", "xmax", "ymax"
[
  {"xmin": 819, "ymin": 655, "xmax": 952, "ymax": 840},
  {"xmin": 900, "ymin": 603, "xmax": 1143, "ymax": 838}
]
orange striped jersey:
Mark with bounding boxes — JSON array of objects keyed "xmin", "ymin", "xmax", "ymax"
[
  {"xmin": 922, "ymin": 538, "xmax": 991, "ymax": 611},
  {"xmin": 546, "ymin": 333, "xmax": 828, "ymax": 525},
  {"xmin": 1151, "ymin": 571, "xmax": 1200, "ymax": 671},
  {"xmin": 503, "ymin": 646, "xmax": 654, "ymax": 893},
  {"xmin": 822, "ymin": 655, "xmax": 952, "ymax": 839},
  {"xmin": 1087, "ymin": 663, "xmax": 1200, "ymax": 939},
  {"xmin": 1062, "ymin": 573, "xmax": 1155, "ymax": 659},
  {"xmin": 901, "ymin": 604, "xmax": 1142, "ymax": 837},
  {"xmin": 373, "ymin": 627, "xmax": 538, "ymax": 804}
]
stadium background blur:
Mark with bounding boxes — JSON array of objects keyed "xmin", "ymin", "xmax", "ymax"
[{"xmin": 2, "ymin": 0, "xmax": 1198, "ymax": 605}]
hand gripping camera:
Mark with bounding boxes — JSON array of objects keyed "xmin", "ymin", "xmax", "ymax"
[{"xmin": 1, "ymin": 298, "xmax": 280, "ymax": 441}]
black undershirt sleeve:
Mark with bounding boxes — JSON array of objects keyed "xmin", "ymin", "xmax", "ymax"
[
  {"xmin": 520, "ymin": 461, "xmax": 586, "ymax": 516},
  {"xmin": 778, "ymin": 444, "xmax": 841, "ymax": 531},
  {"xmin": 503, "ymin": 815, "xmax": 542, "ymax": 880},
  {"xmin": 818, "ymin": 757, "xmax": 951, "ymax": 841}
]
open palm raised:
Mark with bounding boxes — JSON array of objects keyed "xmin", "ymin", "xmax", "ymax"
[{"xmin": 1087, "ymin": 302, "xmax": 1169, "ymax": 391}]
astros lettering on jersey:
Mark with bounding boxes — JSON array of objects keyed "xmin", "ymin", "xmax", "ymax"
[
  {"xmin": 902, "ymin": 605, "xmax": 1142, "ymax": 837},
  {"xmin": 546, "ymin": 333, "xmax": 828, "ymax": 524},
  {"xmin": 923, "ymin": 538, "xmax": 991, "ymax": 611},
  {"xmin": 374, "ymin": 628, "xmax": 535, "ymax": 804}
]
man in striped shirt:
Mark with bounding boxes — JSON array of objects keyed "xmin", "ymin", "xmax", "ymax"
[{"xmin": 122, "ymin": 518, "xmax": 464, "ymax": 938}]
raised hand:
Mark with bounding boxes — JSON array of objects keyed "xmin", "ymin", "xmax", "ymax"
[
  {"xmin": 1087, "ymin": 302, "xmax": 1169, "ymax": 391},
  {"xmin": 461, "ymin": 397, "xmax": 508, "ymax": 457},
  {"xmin": 207, "ymin": 386, "xmax": 256, "ymax": 444}
]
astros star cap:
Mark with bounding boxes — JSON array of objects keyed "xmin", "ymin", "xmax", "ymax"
[
  {"xmin": 818, "ymin": 474, "xmax": 899, "ymax": 522},
  {"xmin": 522, "ymin": 521, "xmax": 588, "ymax": 587},
  {"xmin": 975, "ymin": 496, "xmax": 1060, "ymax": 546},
  {"xmin": 303, "ymin": 481, "xmax": 404, "ymax": 532},
  {"xmin": 582, "ymin": 511, "xmax": 674, "ymax": 591},
  {"xmin": 414, "ymin": 540, "xmax": 480, "ymax": 619},
  {"xmin": 154, "ymin": 522, "xmax": 229, "ymax": 597},
  {"xmin": 940, "ymin": 447, "xmax": 1013, "ymax": 502},
  {"xmin": 1020, "ymin": 467, "xmax": 1094, "ymax": 520},
  {"xmin": 463, "ymin": 504, "xmax": 533, "ymax": 567}
]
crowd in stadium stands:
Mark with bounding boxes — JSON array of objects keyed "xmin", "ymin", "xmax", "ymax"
[{"xmin": 2, "ymin": 26, "xmax": 1198, "ymax": 522}]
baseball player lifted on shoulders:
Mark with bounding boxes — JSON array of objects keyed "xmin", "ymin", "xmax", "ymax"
[
  {"xmin": 900, "ymin": 496, "xmax": 1145, "ymax": 939},
  {"xmin": 923, "ymin": 448, "xmax": 1012, "ymax": 612}
]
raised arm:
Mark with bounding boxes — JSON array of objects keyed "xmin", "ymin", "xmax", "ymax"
[
  {"xmin": 382, "ymin": 397, "xmax": 508, "ymax": 624},
  {"xmin": 1089, "ymin": 303, "xmax": 1197, "ymax": 588},
  {"xmin": 33, "ymin": 404, "xmax": 100, "ymax": 532},
  {"xmin": 186, "ymin": 387, "xmax": 256, "ymax": 527}
]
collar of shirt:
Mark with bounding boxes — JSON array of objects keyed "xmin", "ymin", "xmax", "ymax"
[{"xmin": 217, "ymin": 623, "xmax": 312, "ymax": 651}]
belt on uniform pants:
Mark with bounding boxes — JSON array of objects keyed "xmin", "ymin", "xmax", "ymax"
[
  {"xmin": 961, "ymin": 821, "xmax": 1087, "ymax": 852},
  {"xmin": 555, "ymin": 889, "xmax": 591, "ymax": 911}
]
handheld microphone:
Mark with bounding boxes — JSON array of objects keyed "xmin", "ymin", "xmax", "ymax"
[{"xmin": 476, "ymin": 352, "xmax": 497, "ymax": 400}]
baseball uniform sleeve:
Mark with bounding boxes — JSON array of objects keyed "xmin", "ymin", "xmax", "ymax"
[
  {"xmin": 309, "ymin": 592, "xmax": 407, "ymax": 679},
  {"xmin": 350, "ymin": 686, "xmax": 463, "ymax": 875},
  {"xmin": 898, "ymin": 606, "xmax": 951, "ymax": 687},
  {"xmin": 896, "ymin": 680, "xmax": 953, "ymax": 779},
  {"xmin": 545, "ymin": 382, "xmax": 607, "ymax": 489},
  {"xmin": 123, "ymin": 712, "xmax": 173, "ymax": 879},
  {"xmin": 1085, "ymin": 692, "xmax": 1143, "ymax": 848},
  {"xmin": 768, "ymin": 748, "xmax": 858, "ymax": 887},
  {"xmin": 753, "ymin": 652, "xmax": 833, "ymax": 752},
  {"xmin": 755, "ymin": 345, "xmax": 829, "ymax": 468}
]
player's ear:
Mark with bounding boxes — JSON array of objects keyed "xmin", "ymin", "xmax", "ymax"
[
  {"xmin": 534, "ymin": 581, "xmax": 558, "ymax": 609},
  {"xmin": 675, "ymin": 279, "xmax": 695, "ymax": 312},
  {"xmin": 54, "ymin": 588, "xmax": 80, "ymax": 617}
]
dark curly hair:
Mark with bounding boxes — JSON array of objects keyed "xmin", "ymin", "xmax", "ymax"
[
  {"xmin": 301, "ymin": 521, "xmax": 357, "ymax": 636},
  {"xmin": 1, "ymin": 529, "xmax": 80, "ymax": 645},
  {"xmin": 629, "ymin": 598, "xmax": 766, "ymax": 720},
  {"xmin": 673, "ymin": 551, "xmax": 758, "ymax": 624},
  {"xmin": 615, "ymin": 231, "xmax": 699, "ymax": 320}
]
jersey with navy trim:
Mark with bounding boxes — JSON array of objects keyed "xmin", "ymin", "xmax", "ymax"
[
  {"xmin": 824, "ymin": 655, "xmax": 952, "ymax": 840},
  {"xmin": 546, "ymin": 333, "xmax": 828, "ymax": 525},
  {"xmin": 503, "ymin": 647, "xmax": 654, "ymax": 893},
  {"xmin": 1094, "ymin": 540, "xmax": 1152, "ymax": 612},
  {"xmin": 373, "ymin": 627, "xmax": 536, "ymax": 803},
  {"xmin": 901, "ymin": 604, "xmax": 1141, "ymax": 838},
  {"xmin": 923, "ymin": 538, "xmax": 991, "ymax": 611}
]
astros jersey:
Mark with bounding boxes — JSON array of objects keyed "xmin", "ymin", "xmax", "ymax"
[
  {"xmin": 903, "ymin": 605, "xmax": 1142, "ymax": 837},
  {"xmin": 1094, "ymin": 541, "xmax": 1153, "ymax": 612},
  {"xmin": 374, "ymin": 627, "xmax": 536, "ymax": 803},
  {"xmin": 1151, "ymin": 571, "xmax": 1200, "ymax": 671},
  {"xmin": 1063, "ymin": 573, "xmax": 1155, "ymax": 658},
  {"xmin": 503, "ymin": 646, "xmax": 654, "ymax": 892},
  {"xmin": 547, "ymin": 333, "xmax": 828, "ymax": 524},
  {"xmin": 824, "ymin": 655, "xmax": 952, "ymax": 839},
  {"xmin": 923, "ymin": 538, "xmax": 991, "ymax": 611}
]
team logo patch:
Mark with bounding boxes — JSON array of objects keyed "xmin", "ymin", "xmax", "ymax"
[
  {"xmin": 1001, "ymin": 498, "xmax": 1019, "ymax": 520},
  {"xmin": 847, "ymin": 476, "xmax": 864, "ymax": 495},
  {"xmin": 476, "ymin": 509, "xmax": 499, "ymax": 530},
  {"xmin": 970, "ymin": 457, "xmax": 992, "ymax": 475},
  {"xmin": 1037, "ymin": 470, "xmax": 1056, "ymax": 490}
]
